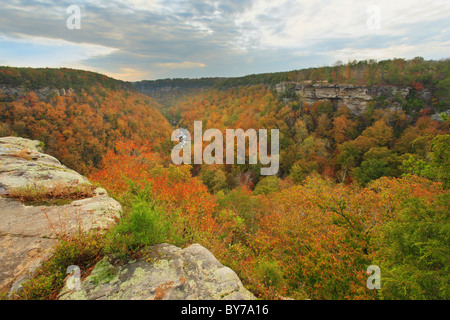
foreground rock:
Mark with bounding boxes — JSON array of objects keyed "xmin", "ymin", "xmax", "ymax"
[
  {"xmin": 0, "ymin": 136, "xmax": 89, "ymax": 194},
  {"xmin": 59, "ymin": 243, "xmax": 255, "ymax": 300},
  {"xmin": 0, "ymin": 137, "xmax": 121, "ymax": 295}
]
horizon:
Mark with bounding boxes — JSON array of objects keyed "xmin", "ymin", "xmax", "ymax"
[
  {"xmin": 1, "ymin": 1, "xmax": 449, "ymax": 81},
  {"xmin": 2, "ymin": 56, "xmax": 449, "ymax": 85}
]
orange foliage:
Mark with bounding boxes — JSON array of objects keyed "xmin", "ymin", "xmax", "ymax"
[
  {"xmin": 89, "ymin": 141, "xmax": 220, "ymax": 237},
  {"xmin": 0, "ymin": 87, "xmax": 172, "ymax": 174}
]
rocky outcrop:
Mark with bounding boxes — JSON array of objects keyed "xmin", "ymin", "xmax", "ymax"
[
  {"xmin": 0, "ymin": 137, "xmax": 88, "ymax": 194},
  {"xmin": 275, "ymin": 81, "xmax": 432, "ymax": 115},
  {"xmin": 0, "ymin": 85, "xmax": 74, "ymax": 100},
  {"xmin": 59, "ymin": 243, "xmax": 255, "ymax": 300},
  {"xmin": 0, "ymin": 137, "xmax": 121, "ymax": 295}
]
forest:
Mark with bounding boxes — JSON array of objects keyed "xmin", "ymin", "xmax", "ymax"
[
  {"xmin": 137, "ymin": 57, "xmax": 450, "ymax": 112},
  {"xmin": 0, "ymin": 58, "xmax": 449, "ymax": 300}
]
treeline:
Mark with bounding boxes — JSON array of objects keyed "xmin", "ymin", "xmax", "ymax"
[
  {"xmin": 135, "ymin": 77, "xmax": 225, "ymax": 90},
  {"xmin": 136, "ymin": 58, "xmax": 450, "ymax": 90},
  {"xmin": 138, "ymin": 57, "xmax": 450, "ymax": 113},
  {"xmin": 0, "ymin": 67, "xmax": 134, "ymax": 92}
]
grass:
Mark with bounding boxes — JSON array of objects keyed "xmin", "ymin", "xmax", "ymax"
[
  {"xmin": 7, "ymin": 182, "xmax": 95, "ymax": 206},
  {"xmin": 11, "ymin": 148, "xmax": 35, "ymax": 161}
]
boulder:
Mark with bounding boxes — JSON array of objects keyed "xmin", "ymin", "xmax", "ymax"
[{"xmin": 59, "ymin": 243, "xmax": 256, "ymax": 300}]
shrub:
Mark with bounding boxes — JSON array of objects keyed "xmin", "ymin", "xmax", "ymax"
[
  {"xmin": 376, "ymin": 194, "xmax": 450, "ymax": 299},
  {"xmin": 255, "ymin": 259, "xmax": 284, "ymax": 288},
  {"xmin": 253, "ymin": 176, "xmax": 281, "ymax": 195},
  {"xmin": 103, "ymin": 197, "xmax": 170, "ymax": 260},
  {"xmin": 14, "ymin": 232, "xmax": 104, "ymax": 300}
]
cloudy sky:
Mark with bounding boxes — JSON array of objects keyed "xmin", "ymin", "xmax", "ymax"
[{"xmin": 0, "ymin": 0, "xmax": 449, "ymax": 81}]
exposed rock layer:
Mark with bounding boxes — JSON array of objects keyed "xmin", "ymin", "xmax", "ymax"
[{"xmin": 275, "ymin": 82, "xmax": 431, "ymax": 115}]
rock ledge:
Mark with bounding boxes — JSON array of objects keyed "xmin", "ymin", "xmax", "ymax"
[{"xmin": 59, "ymin": 243, "xmax": 255, "ymax": 300}]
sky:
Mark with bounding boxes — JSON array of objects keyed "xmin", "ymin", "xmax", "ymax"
[{"xmin": 0, "ymin": 0, "xmax": 449, "ymax": 81}]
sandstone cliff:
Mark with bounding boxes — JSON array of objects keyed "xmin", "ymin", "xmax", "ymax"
[
  {"xmin": 274, "ymin": 81, "xmax": 433, "ymax": 115},
  {"xmin": 0, "ymin": 85, "xmax": 75, "ymax": 100},
  {"xmin": 0, "ymin": 136, "xmax": 121, "ymax": 295}
]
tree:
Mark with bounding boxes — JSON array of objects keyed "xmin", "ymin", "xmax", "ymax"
[
  {"xmin": 354, "ymin": 147, "xmax": 402, "ymax": 185},
  {"xmin": 253, "ymin": 176, "xmax": 281, "ymax": 195},
  {"xmin": 402, "ymin": 134, "xmax": 450, "ymax": 189},
  {"xmin": 376, "ymin": 194, "xmax": 449, "ymax": 299},
  {"xmin": 331, "ymin": 114, "xmax": 357, "ymax": 145}
]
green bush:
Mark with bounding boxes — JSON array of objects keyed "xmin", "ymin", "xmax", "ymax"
[
  {"xmin": 104, "ymin": 200, "xmax": 170, "ymax": 260},
  {"xmin": 376, "ymin": 194, "xmax": 450, "ymax": 299},
  {"xmin": 254, "ymin": 260, "xmax": 284, "ymax": 288},
  {"xmin": 253, "ymin": 176, "xmax": 281, "ymax": 195}
]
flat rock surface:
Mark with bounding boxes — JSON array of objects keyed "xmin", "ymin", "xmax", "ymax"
[
  {"xmin": 0, "ymin": 136, "xmax": 89, "ymax": 194},
  {"xmin": 0, "ymin": 137, "xmax": 121, "ymax": 295},
  {"xmin": 59, "ymin": 243, "xmax": 256, "ymax": 300},
  {"xmin": 0, "ymin": 197, "xmax": 121, "ymax": 239}
]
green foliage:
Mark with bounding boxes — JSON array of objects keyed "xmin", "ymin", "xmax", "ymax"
[
  {"xmin": 354, "ymin": 147, "xmax": 403, "ymax": 185},
  {"xmin": 429, "ymin": 135, "xmax": 450, "ymax": 189},
  {"xmin": 217, "ymin": 187, "xmax": 261, "ymax": 236},
  {"xmin": 278, "ymin": 83, "xmax": 299, "ymax": 100},
  {"xmin": 104, "ymin": 199, "xmax": 170, "ymax": 260},
  {"xmin": 376, "ymin": 194, "xmax": 450, "ymax": 299},
  {"xmin": 402, "ymin": 135, "xmax": 450, "ymax": 188},
  {"xmin": 289, "ymin": 163, "xmax": 306, "ymax": 183},
  {"xmin": 125, "ymin": 201, "xmax": 169, "ymax": 245},
  {"xmin": 253, "ymin": 176, "xmax": 281, "ymax": 195},
  {"xmin": 254, "ymin": 259, "xmax": 284, "ymax": 288},
  {"xmin": 0, "ymin": 67, "xmax": 133, "ymax": 91},
  {"xmin": 199, "ymin": 167, "xmax": 228, "ymax": 194},
  {"xmin": 15, "ymin": 232, "xmax": 103, "ymax": 300}
]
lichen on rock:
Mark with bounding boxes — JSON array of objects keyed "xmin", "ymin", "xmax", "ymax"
[{"xmin": 59, "ymin": 243, "xmax": 255, "ymax": 300}]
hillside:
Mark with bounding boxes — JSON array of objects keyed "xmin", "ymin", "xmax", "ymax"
[
  {"xmin": 0, "ymin": 67, "xmax": 134, "ymax": 92},
  {"xmin": 0, "ymin": 65, "xmax": 449, "ymax": 300},
  {"xmin": 0, "ymin": 68, "xmax": 173, "ymax": 174},
  {"xmin": 135, "ymin": 58, "xmax": 450, "ymax": 114}
]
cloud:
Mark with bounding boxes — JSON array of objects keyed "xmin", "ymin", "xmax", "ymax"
[
  {"xmin": 0, "ymin": 34, "xmax": 117, "ymax": 68},
  {"xmin": 100, "ymin": 67, "xmax": 152, "ymax": 81},
  {"xmin": 233, "ymin": 0, "xmax": 450, "ymax": 50},
  {"xmin": 327, "ymin": 41, "xmax": 450, "ymax": 62},
  {"xmin": 0, "ymin": 0, "xmax": 448, "ymax": 80},
  {"xmin": 156, "ymin": 61, "xmax": 206, "ymax": 69}
]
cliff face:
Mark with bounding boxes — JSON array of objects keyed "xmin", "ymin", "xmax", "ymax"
[
  {"xmin": 0, "ymin": 85, "xmax": 75, "ymax": 100},
  {"xmin": 134, "ymin": 79, "xmax": 434, "ymax": 117},
  {"xmin": 275, "ymin": 81, "xmax": 433, "ymax": 115}
]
